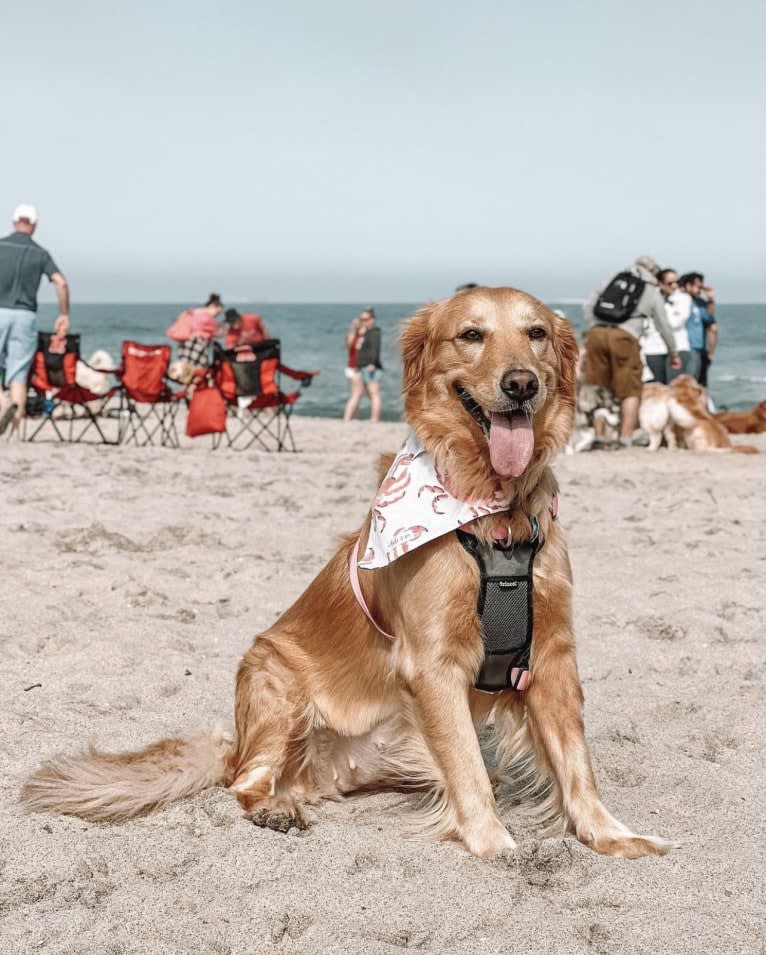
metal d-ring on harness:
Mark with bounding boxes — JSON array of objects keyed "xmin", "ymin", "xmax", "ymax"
[{"xmin": 456, "ymin": 515, "xmax": 540, "ymax": 693}]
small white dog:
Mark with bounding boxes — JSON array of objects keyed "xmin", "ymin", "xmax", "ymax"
[
  {"xmin": 75, "ymin": 350, "xmax": 115, "ymax": 395},
  {"xmin": 167, "ymin": 359, "xmax": 196, "ymax": 386}
]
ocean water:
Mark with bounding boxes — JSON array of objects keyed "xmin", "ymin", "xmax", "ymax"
[{"xmin": 36, "ymin": 301, "xmax": 766, "ymax": 420}]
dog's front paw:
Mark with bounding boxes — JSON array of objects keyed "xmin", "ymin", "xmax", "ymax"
[
  {"xmin": 248, "ymin": 801, "xmax": 308, "ymax": 834},
  {"xmin": 462, "ymin": 818, "xmax": 517, "ymax": 859},
  {"xmin": 251, "ymin": 806, "xmax": 308, "ymax": 834},
  {"xmin": 584, "ymin": 830, "xmax": 674, "ymax": 859}
]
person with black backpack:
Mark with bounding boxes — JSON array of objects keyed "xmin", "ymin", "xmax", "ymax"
[{"xmin": 582, "ymin": 255, "xmax": 680, "ymax": 447}]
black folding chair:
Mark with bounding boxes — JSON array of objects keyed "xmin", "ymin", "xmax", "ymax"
[
  {"xmin": 24, "ymin": 333, "xmax": 120, "ymax": 444},
  {"xmin": 210, "ymin": 340, "xmax": 317, "ymax": 451}
]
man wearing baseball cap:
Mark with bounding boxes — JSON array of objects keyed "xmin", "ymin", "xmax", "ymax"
[{"xmin": 0, "ymin": 204, "xmax": 70, "ymax": 437}]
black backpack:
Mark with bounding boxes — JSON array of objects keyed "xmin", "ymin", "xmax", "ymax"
[{"xmin": 593, "ymin": 271, "xmax": 645, "ymax": 323}]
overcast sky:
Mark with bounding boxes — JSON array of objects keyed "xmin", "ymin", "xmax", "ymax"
[{"xmin": 4, "ymin": 0, "xmax": 765, "ymax": 302}]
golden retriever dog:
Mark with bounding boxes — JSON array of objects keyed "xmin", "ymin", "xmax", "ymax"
[
  {"xmin": 21, "ymin": 288, "xmax": 670, "ymax": 859},
  {"xmin": 668, "ymin": 375, "xmax": 757, "ymax": 454},
  {"xmin": 715, "ymin": 399, "xmax": 766, "ymax": 434}
]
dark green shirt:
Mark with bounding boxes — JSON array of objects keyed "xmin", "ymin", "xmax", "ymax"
[
  {"xmin": 356, "ymin": 325, "xmax": 382, "ymax": 368},
  {"xmin": 0, "ymin": 232, "xmax": 60, "ymax": 312}
]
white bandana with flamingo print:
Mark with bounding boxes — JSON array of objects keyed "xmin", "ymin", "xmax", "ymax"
[{"xmin": 357, "ymin": 432, "xmax": 511, "ymax": 569}]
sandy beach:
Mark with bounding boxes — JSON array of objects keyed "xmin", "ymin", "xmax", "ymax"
[{"xmin": 1, "ymin": 419, "xmax": 764, "ymax": 954}]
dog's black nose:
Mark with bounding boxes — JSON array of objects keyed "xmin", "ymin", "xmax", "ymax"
[{"xmin": 500, "ymin": 369, "xmax": 539, "ymax": 402}]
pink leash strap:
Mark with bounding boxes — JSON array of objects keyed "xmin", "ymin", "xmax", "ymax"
[{"xmin": 349, "ymin": 539, "xmax": 396, "ymax": 641}]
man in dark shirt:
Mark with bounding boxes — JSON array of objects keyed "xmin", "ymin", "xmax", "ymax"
[{"xmin": 0, "ymin": 204, "xmax": 69, "ymax": 437}]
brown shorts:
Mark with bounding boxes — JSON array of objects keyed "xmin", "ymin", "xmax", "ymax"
[{"xmin": 583, "ymin": 326, "xmax": 643, "ymax": 399}]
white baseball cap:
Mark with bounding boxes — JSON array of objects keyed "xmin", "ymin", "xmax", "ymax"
[{"xmin": 12, "ymin": 203, "xmax": 38, "ymax": 224}]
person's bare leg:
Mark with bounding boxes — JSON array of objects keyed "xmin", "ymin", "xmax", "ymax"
[
  {"xmin": 620, "ymin": 395, "xmax": 639, "ymax": 441},
  {"xmin": 367, "ymin": 381, "xmax": 381, "ymax": 422},
  {"xmin": 4, "ymin": 380, "xmax": 26, "ymax": 438},
  {"xmin": 343, "ymin": 373, "xmax": 364, "ymax": 422}
]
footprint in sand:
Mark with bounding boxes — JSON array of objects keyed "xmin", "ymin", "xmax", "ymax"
[
  {"xmin": 700, "ymin": 732, "xmax": 738, "ymax": 764},
  {"xmin": 603, "ymin": 765, "xmax": 647, "ymax": 788},
  {"xmin": 574, "ymin": 922, "xmax": 612, "ymax": 952},
  {"xmin": 634, "ymin": 615, "xmax": 686, "ymax": 641},
  {"xmin": 496, "ymin": 838, "xmax": 594, "ymax": 889},
  {"xmin": 270, "ymin": 911, "xmax": 314, "ymax": 944}
]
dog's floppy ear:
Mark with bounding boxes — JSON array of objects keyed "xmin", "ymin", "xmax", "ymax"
[
  {"xmin": 551, "ymin": 314, "xmax": 579, "ymax": 410},
  {"xmin": 400, "ymin": 303, "xmax": 440, "ymax": 394}
]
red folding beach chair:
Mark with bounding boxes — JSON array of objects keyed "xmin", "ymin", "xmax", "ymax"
[
  {"xmin": 210, "ymin": 340, "xmax": 317, "ymax": 451},
  {"xmin": 24, "ymin": 332, "xmax": 120, "ymax": 444},
  {"xmin": 116, "ymin": 341, "xmax": 185, "ymax": 448}
]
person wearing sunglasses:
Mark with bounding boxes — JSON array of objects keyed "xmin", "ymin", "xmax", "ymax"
[{"xmin": 641, "ymin": 268, "xmax": 692, "ymax": 383}]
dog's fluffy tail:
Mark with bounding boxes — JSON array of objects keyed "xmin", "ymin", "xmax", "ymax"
[
  {"xmin": 731, "ymin": 445, "xmax": 758, "ymax": 454},
  {"xmin": 667, "ymin": 398, "xmax": 696, "ymax": 429},
  {"xmin": 20, "ymin": 728, "xmax": 233, "ymax": 822}
]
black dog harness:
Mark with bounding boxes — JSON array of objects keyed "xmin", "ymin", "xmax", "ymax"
[
  {"xmin": 457, "ymin": 522, "xmax": 539, "ymax": 693},
  {"xmin": 350, "ymin": 486, "xmax": 553, "ymax": 694}
]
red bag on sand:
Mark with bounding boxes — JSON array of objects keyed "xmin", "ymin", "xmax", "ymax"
[
  {"xmin": 186, "ymin": 382, "xmax": 227, "ymax": 437},
  {"xmin": 166, "ymin": 310, "xmax": 194, "ymax": 342}
]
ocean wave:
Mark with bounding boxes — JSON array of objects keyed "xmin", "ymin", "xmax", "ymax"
[{"xmin": 715, "ymin": 374, "xmax": 766, "ymax": 383}]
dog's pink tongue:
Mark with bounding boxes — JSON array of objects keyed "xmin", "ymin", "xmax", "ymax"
[{"xmin": 489, "ymin": 412, "xmax": 534, "ymax": 477}]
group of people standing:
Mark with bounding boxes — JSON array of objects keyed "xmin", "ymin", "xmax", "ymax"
[
  {"xmin": 582, "ymin": 255, "xmax": 717, "ymax": 446},
  {"xmin": 343, "ymin": 307, "xmax": 383, "ymax": 422},
  {"xmin": 640, "ymin": 268, "xmax": 717, "ymax": 386}
]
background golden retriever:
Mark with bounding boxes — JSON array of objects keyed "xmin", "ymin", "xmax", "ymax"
[
  {"xmin": 715, "ymin": 399, "xmax": 766, "ymax": 434},
  {"xmin": 669, "ymin": 375, "xmax": 757, "ymax": 453},
  {"xmin": 22, "ymin": 288, "xmax": 669, "ymax": 859}
]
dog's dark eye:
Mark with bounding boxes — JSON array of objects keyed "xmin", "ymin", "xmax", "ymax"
[
  {"xmin": 528, "ymin": 327, "xmax": 547, "ymax": 341},
  {"xmin": 458, "ymin": 329, "xmax": 483, "ymax": 342}
]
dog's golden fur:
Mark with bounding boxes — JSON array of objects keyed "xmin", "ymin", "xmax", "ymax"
[
  {"xmin": 669, "ymin": 375, "xmax": 757, "ymax": 454},
  {"xmin": 715, "ymin": 399, "xmax": 766, "ymax": 435},
  {"xmin": 640, "ymin": 376, "xmax": 758, "ymax": 454},
  {"xmin": 21, "ymin": 288, "xmax": 669, "ymax": 859}
]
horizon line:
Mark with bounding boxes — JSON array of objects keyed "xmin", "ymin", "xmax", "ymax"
[{"xmin": 35, "ymin": 298, "xmax": 766, "ymax": 307}]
